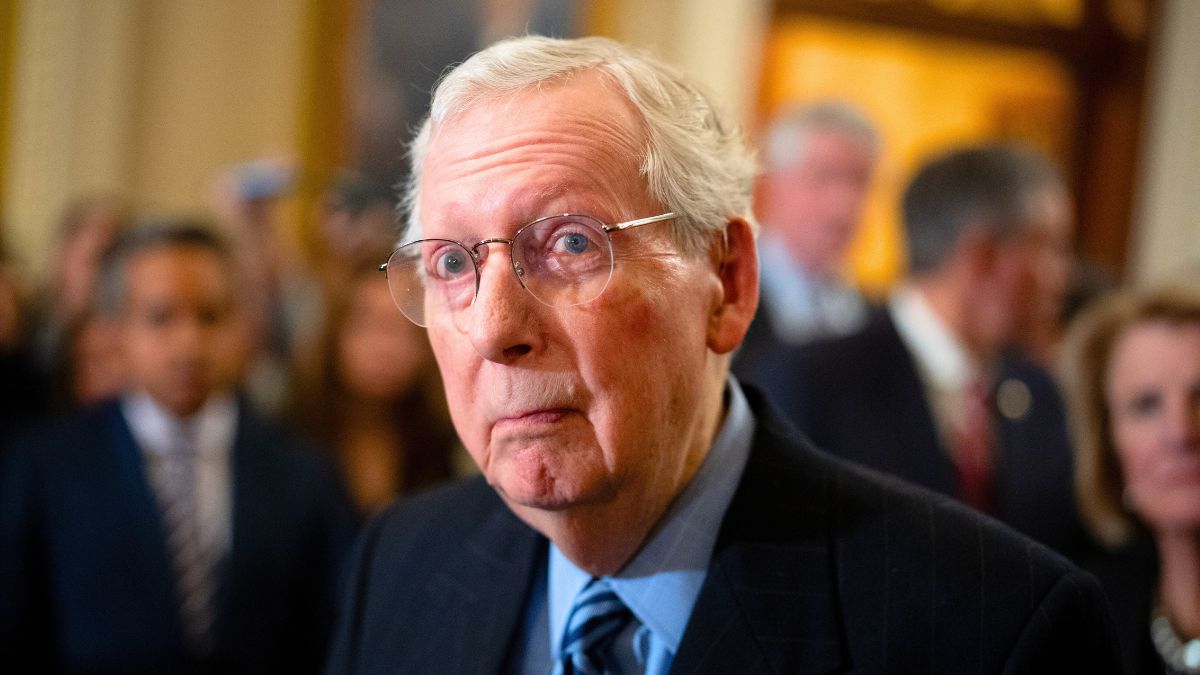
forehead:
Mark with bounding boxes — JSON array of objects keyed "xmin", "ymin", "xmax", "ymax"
[
  {"xmin": 1024, "ymin": 186, "xmax": 1073, "ymax": 237},
  {"xmin": 419, "ymin": 72, "xmax": 650, "ymax": 234},
  {"xmin": 1108, "ymin": 321, "xmax": 1200, "ymax": 384},
  {"xmin": 123, "ymin": 245, "xmax": 232, "ymax": 295}
]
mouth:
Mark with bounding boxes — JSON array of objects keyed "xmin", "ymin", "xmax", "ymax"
[{"xmin": 495, "ymin": 408, "xmax": 576, "ymax": 426}]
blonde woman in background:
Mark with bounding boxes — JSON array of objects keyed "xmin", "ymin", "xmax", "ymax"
[{"xmin": 1061, "ymin": 285, "xmax": 1200, "ymax": 674}]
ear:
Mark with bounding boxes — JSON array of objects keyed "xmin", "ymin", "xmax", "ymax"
[{"xmin": 707, "ymin": 216, "xmax": 759, "ymax": 354}]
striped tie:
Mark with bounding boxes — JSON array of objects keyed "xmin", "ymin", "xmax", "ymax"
[
  {"xmin": 152, "ymin": 425, "xmax": 217, "ymax": 654},
  {"xmin": 554, "ymin": 578, "xmax": 633, "ymax": 675}
]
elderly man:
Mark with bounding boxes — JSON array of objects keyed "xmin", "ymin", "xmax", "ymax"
[
  {"xmin": 735, "ymin": 102, "xmax": 880, "ymax": 407},
  {"xmin": 327, "ymin": 36, "xmax": 1117, "ymax": 674}
]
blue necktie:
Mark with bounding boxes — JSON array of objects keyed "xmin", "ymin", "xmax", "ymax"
[{"xmin": 554, "ymin": 578, "xmax": 633, "ymax": 675}]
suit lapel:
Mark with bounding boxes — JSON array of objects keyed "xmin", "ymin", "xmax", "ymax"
[
  {"xmin": 874, "ymin": 314, "xmax": 958, "ymax": 495},
  {"xmin": 426, "ymin": 500, "xmax": 545, "ymax": 674},
  {"xmin": 220, "ymin": 406, "xmax": 259, "ymax": 637},
  {"xmin": 221, "ymin": 404, "xmax": 296, "ymax": 650},
  {"xmin": 102, "ymin": 403, "xmax": 188, "ymax": 646},
  {"xmin": 671, "ymin": 396, "xmax": 846, "ymax": 675}
]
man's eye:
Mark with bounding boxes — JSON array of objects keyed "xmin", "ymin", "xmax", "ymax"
[
  {"xmin": 198, "ymin": 306, "xmax": 227, "ymax": 326},
  {"xmin": 554, "ymin": 231, "xmax": 592, "ymax": 255},
  {"xmin": 146, "ymin": 308, "xmax": 172, "ymax": 327},
  {"xmin": 432, "ymin": 248, "xmax": 471, "ymax": 279}
]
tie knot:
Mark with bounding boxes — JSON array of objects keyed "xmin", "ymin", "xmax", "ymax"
[{"xmin": 557, "ymin": 579, "xmax": 633, "ymax": 675}]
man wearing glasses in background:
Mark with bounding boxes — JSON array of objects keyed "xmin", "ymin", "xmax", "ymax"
[{"xmin": 327, "ymin": 35, "xmax": 1118, "ymax": 674}]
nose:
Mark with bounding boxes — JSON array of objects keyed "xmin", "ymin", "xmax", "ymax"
[
  {"xmin": 460, "ymin": 244, "xmax": 538, "ymax": 363},
  {"xmin": 174, "ymin": 315, "xmax": 205, "ymax": 351},
  {"xmin": 1164, "ymin": 390, "xmax": 1200, "ymax": 454}
]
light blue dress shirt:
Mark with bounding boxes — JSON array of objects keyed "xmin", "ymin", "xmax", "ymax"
[
  {"xmin": 514, "ymin": 377, "xmax": 756, "ymax": 674},
  {"xmin": 758, "ymin": 232, "xmax": 867, "ymax": 344}
]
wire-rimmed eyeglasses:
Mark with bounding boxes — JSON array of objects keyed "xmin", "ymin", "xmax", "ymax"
[{"xmin": 379, "ymin": 212, "xmax": 676, "ymax": 327}]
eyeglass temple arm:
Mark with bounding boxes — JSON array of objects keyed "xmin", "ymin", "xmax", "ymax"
[{"xmin": 604, "ymin": 212, "xmax": 676, "ymax": 233}]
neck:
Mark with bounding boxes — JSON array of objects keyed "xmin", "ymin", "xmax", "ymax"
[
  {"xmin": 517, "ymin": 369, "xmax": 728, "ymax": 576},
  {"xmin": 1157, "ymin": 530, "xmax": 1200, "ymax": 637},
  {"xmin": 910, "ymin": 274, "xmax": 993, "ymax": 367},
  {"xmin": 342, "ymin": 396, "xmax": 396, "ymax": 422}
]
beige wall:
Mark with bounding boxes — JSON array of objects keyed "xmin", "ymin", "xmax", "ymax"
[
  {"xmin": 1131, "ymin": 0, "xmax": 1200, "ymax": 284},
  {"xmin": 591, "ymin": 0, "xmax": 771, "ymax": 127},
  {"xmin": 2, "ymin": 0, "xmax": 311, "ymax": 283},
  {"xmin": 5, "ymin": 0, "xmax": 1196, "ymax": 284}
]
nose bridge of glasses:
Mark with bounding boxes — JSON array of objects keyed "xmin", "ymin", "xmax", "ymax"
[{"xmin": 470, "ymin": 237, "xmax": 527, "ymax": 287}]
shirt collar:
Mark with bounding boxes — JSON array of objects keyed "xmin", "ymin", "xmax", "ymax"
[
  {"xmin": 758, "ymin": 231, "xmax": 865, "ymax": 340},
  {"xmin": 758, "ymin": 232, "xmax": 819, "ymax": 311},
  {"xmin": 548, "ymin": 376, "xmax": 756, "ymax": 656},
  {"xmin": 121, "ymin": 391, "xmax": 238, "ymax": 459},
  {"xmin": 888, "ymin": 285, "xmax": 977, "ymax": 392}
]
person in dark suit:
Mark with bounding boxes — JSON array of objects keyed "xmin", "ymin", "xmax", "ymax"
[
  {"xmin": 733, "ymin": 102, "xmax": 878, "ymax": 382},
  {"xmin": 747, "ymin": 144, "xmax": 1090, "ymax": 559},
  {"xmin": 0, "ymin": 221, "xmax": 358, "ymax": 673},
  {"xmin": 327, "ymin": 36, "xmax": 1119, "ymax": 674}
]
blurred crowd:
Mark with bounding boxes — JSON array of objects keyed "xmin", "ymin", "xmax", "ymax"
[
  {"xmin": 733, "ymin": 102, "xmax": 1200, "ymax": 675},
  {"xmin": 0, "ymin": 169, "xmax": 466, "ymax": 510},
  {"xmin": 0, "ymin": 101, "xmax": 1197, "ymax": 673}
]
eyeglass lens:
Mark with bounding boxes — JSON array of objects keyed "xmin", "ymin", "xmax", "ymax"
[{"xmin": 383, "ymin": 214, "xmax": 616, "ymax": 326}]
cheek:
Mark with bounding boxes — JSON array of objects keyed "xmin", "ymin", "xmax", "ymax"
[
  {"xmin": 121, "ymin": 328, "xmax": 162, "ymax": 369},
  {"xmin": 582, "ymin": 283, "xmax": 709, "ymax": 422},
  {"xmin": 1113, "ymin": 419, "xmax": 1175, "ymax": 493},
  {"xmin": 428, "ymin": 333, "xmax": 481, "ymax": 437},
  {"xmin": 1114, "ymin": 438, "xmax": 1151, "ymax": 486}
]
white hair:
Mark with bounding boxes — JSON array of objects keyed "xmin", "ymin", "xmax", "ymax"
[
  {"xmin": 401, "ymin": 35, "xmax": 758, "ymax": 256},
  {"xmin": 762, "ymin": 101, "xmax": 879, "ymax": 172}
]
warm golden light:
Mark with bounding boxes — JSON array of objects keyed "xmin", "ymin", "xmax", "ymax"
[{"xmin": 759, "ymin": 16, "xmax": 1075, "ymax": 295}]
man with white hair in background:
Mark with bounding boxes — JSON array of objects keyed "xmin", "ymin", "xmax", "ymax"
[
  {"xmin": 326, "ymin": 35, "xmax": 1118, "ymax": 674},
  {"xmin": 735, "ymin": 103, "xmax": 878, "ymax": 386}
]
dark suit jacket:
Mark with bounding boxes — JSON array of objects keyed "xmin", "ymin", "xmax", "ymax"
[
  {"xmin": 1080, "ymin": 533, "xmax": 1162, "ymax": 675},
  {"xmin": 732, "ymin": 294, "xmax": 793, "ymax": 385},
  {"xmin": 743, "ymin": 309, "xmax": 1089, "ymax": 560},
  {"xmin": 0, "ymin": 398, "xmax": 359, "ymax": 674},
  {"xmin": 326, "ymin": 388, "xmax": 1119, "ymax": 674}
]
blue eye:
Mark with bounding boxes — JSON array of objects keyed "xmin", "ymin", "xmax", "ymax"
[
  {"xmin": 559, "ymin": 232, "xmax": 591, "ymax": 255},
  {"xmin": 432, "ymin": 248, "xmax": 470, "ymax": 279}
]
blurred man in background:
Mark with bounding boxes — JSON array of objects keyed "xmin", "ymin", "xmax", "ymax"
[
  {"xmin": 734, "ymin": 102, "xmax": 879, "ymax": 386},
  {"xmin": 767, "ymin": 143, "xmax": 1088, "ymax": 558},
  {"xmin": 1, "ymin": 221, "xmax": 356, "ymax": 673}
]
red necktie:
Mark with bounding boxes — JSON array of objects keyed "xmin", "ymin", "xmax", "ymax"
[{"xmin": 954, "ymin": 378, "xmax": 995, "ymax": 513}]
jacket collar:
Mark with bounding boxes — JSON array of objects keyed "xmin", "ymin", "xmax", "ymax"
[
  {"xmin": 421, "ymin": 493, "xmax": 546, "ymax": 674},
  {"xmin": 670, "ymin": 387, "xmax": 847, "ymax": 674},
  {"xmin": 441, "ymin": 388, "xmax": 849, "ymax": 675}
]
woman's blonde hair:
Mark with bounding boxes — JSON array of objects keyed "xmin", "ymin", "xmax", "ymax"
[{"xmin": 1060, "ymin": 284, "xmax": 1200, "ymax": 547}]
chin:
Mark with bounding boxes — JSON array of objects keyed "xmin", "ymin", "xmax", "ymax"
[
  {"xmin": 491, "ymin": 469, "xmax": 585, "ymax": 512},
  {"xmin": 488, "ymin": 454, "xmax": 615, "ymax": 515},
  {"xmin": 1142, "ymin": 499, "xmax": 1200, "ymax": 533},
  {"xmin": 160, "ymin": 392, "xmax": 211, "ymax": 418}
]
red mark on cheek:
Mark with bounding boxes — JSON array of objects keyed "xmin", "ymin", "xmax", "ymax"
[{"xmin": 622, "ymin": 299, "xmax": 658, "ymax": 335}]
